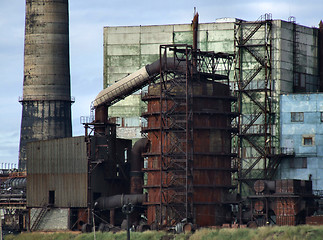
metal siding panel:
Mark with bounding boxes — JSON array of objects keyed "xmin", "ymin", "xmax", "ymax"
[{"xmin": 27, "ymin": 137, "xmax": 88, "ymax": 207}]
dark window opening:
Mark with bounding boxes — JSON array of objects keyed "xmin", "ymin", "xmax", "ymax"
[
  {"xmin": 289, "ymin": 157, "xmax": 307, "ymax": 169},
  {"xmin": 289, "ymin": 158, "xmax": 294, "ymax": 168},
  {"xmin": 303, "ymin": 137, "xmax": 313, "ymax": 146},
  {"xmin": 291, "ymin": 112, "xmax": 304, "ymax": 122},
  {"xmin": 124, "ymin": 148, "xmax": 128, "ymax": 162},
  {"xmin": 302, "ymin": 158, "xmax": 307, "ymax": 168},
  {"xmin": 49, "ymin": 190, "xmax": 55, "ymax": 206}
]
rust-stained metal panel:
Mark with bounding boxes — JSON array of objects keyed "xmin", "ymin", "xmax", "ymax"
[
  {"xmin": 275, "ymin": 179, "xmax": 302, "ymax": 194},
  {"xmin": 143, "ymin": 78, "xmax": 235, "ymax": 226},
  {"xmin": 249, "ymin": 179, "xmax": 316, "ymax": 226},
  {"xmin": 276, "ymin": 215, "xmax": 296, "ymax": 226},
  {"xmin": 26, "ymin": 136, "xmax": 87, "ymax": 208},
  {"xmin": 306, "ymin": 215, "xmax": 323, "ymax": 225}
]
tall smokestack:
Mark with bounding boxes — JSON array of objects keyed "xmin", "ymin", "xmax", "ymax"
[
  {"xmin": 319, "ymin": 20, "xmax": 323, "ymax": 92},
  {"xmin": 19, "ymin": 0, "xmax": 72, "ymax": 170}
]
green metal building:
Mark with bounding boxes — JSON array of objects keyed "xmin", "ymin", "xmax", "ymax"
[{"xmin": 103, "ymin": 15, "xmax": 321, "ymax": 193}]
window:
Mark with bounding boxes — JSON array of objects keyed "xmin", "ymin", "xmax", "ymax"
[
  {"xmin": 321, "ymin": 112, "xmax": 323, "ymax": 122},
  {"xmin": 294, "ymin": 73, "xmax": 306, "ymax": 91},
  {"xmin": 289, "ymin": 157, "xmax": 307, "ymax": 169},
  {"xmin": 291, "ymin": 112, "xmax": 304, "ymax": 122},
  {"xmin": 302, "ymin": 135, "xmax": 314, "ymax": 146},
  {"xmin": 115, "ymin": 117, "xmax": 141, "ymax": 127},
  {"xmin": 302, "ymin": 158, "xmax": 307, "ymax": 168},
  {"xmin": 124, "ymin": 148, "xmax": 128, "ymax": 162},
  {"xmin": 289, "ymin": 158, "xmax": 294, "ymax": 168},
  {"xmin": 304, "ymin": 137, "xmax": 312, "ymax": 145},
  {"xmin": 49, "ymin": 190, "xmax": 55, "ymax": 205}
]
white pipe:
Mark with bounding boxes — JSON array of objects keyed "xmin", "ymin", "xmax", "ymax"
[
  {"xmin": 93, "ymin": 66, "xmax": 149, "ymax": 108},
  {"xmin": 93, "ymin": 56, "xmax": 185, "ymax": 108}
]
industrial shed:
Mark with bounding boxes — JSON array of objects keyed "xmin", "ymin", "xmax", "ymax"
[{"xmin": 26, "ymin": 136, "xmax": 88, "ymax": 208}]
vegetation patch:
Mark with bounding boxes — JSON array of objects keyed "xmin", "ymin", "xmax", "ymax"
[{"xmin": 5, "ymin": 225, "xmax": 323, "ymax": 240}]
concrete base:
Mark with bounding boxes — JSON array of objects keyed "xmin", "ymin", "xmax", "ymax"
[{"xmin": 30, "ymin": 208, "xmax": 69, "ymax": 231}]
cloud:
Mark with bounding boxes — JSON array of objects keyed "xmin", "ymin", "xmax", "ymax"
[{"xmin": 0, "ymin": 131, "xmax": 20, "ymax": 165}]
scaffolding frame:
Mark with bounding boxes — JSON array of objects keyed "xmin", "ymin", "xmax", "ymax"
[
  {"xmin": 143, "ymin": 44, "xmax": 235, "ymax": 227},
  {"xmin": 157, "ymin": 45, "xmax": 194, "ymax": 225},
  {"xmin": 84, "ymin": 121, "xmax": 117, "ymax": 225},
  {"xmin": 234, "ymin": 14, "xmax": 282, "ymax": 193}
]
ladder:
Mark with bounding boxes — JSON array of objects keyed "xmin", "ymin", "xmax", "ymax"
[{"xmin": 30, "ymin": 205, "xmax": 48, "ymax": 231}]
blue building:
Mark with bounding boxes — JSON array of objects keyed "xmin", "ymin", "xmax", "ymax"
[{"xmin": 278, "ymin": 93, "xmax": 323, "ymax": 191}]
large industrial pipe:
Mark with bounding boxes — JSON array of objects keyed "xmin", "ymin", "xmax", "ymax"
[
  {"xmin": 130, "ymin": 138, "xmax": 149, "ymax": 194},
  {"xmin": 93, "ymin": 57, "xmax": 187, "ymax": 108},
  {"xmin": 93, "ymin": 66, "xmax": 149, "ymax": 108},
  {"xmin": 192, "ymin": 12, "xmax": 199, "ymax": 51},
  {"xmin": 1, "ymin": 178, "xmax": 27, "ymax": 189},
  {"xmin": 94, "ymin": 194, "xmax": 146, "ymax": 210},
  {"xmin": 192, "ymin": 12, "xmax": 199, "ymax": 70}
]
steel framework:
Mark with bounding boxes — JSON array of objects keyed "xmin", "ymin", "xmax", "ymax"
[
  {"xmin": 0, "ymin": 171, "xmax": 27, "ymax": 232},
  {"xmin": 143, "ymin": 45, "xmax": 235, "ymax": 227},
  {"xmin": 234, "ymin": 14, "xmax": 283, "ymax": 193},
  {"xmin": 157, "ymin": 45, "xmax": 194, "ymax": 225},
  {"xmin": 84, "ymin": 118, "xmax": 117, "ymax": 225}
]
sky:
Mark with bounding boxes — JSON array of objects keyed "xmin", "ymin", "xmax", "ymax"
[{"xmin": 0, "ymin": 0, "xmax": 322, "ymax": 167}]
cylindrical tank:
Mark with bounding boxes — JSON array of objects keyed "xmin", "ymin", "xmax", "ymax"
[
  {"xmin": 1, "ymin": 177, "xmax": 27, "ymax": 189},
  {"xmin": 142, "ymin": 78, "xmax": 235, "ymax": 227},
  {"xmin": 19, "ymin": 0, "xmax": 72, "ymax": 170},
  {"xmin": 254, "ymin": 180, "xmax": 275, "ymax": 194}
]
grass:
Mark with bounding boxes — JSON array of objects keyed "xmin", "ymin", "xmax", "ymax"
[
  {"xmin": 4, "ymin": 231, "xmax": 171, "ymax": 240},
  {"xmin": 4, "ymin": 225, "xmax": 323, "ymax": 240},
  {"xmin": 189, "ymin": 225, "xmax": 323, "ymax": 240}
]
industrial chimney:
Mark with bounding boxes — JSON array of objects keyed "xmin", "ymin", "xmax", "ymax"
[{"xmin": 19, "ymin": 0, "xmax": 72, "ymax": 170}]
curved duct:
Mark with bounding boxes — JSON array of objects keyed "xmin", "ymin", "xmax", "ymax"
[
  {"xmin": 130, "ymin": 138, "xmax": 149, "ymax": 194},
  {"xmin": 94, "ymin": 194, "xmax": 146, "ymax": 210},
  {"xmin": 93, "ymin": 66, "xmax": 149, "ymax": 108},
  {"xmin": 93, "ymin": 57, "xmax": 187, "ymax": 108}
]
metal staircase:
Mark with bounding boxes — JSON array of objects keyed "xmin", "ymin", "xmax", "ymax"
[
  {"xmin": 30, "ymin": 205, "xmax": 48, "ymax": 231},
  {"xmin": 234, "ymin": 14, "xmax": 283, "ymax": 194}
]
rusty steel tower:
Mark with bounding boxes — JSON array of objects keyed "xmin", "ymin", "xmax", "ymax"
[
  {"xmin": 19, "ymin": 0, "xmax": 73, "ymax": 170},
  {"xmin": 142, "ymin": 45, "xmax": 236, "ymax": 227}
]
